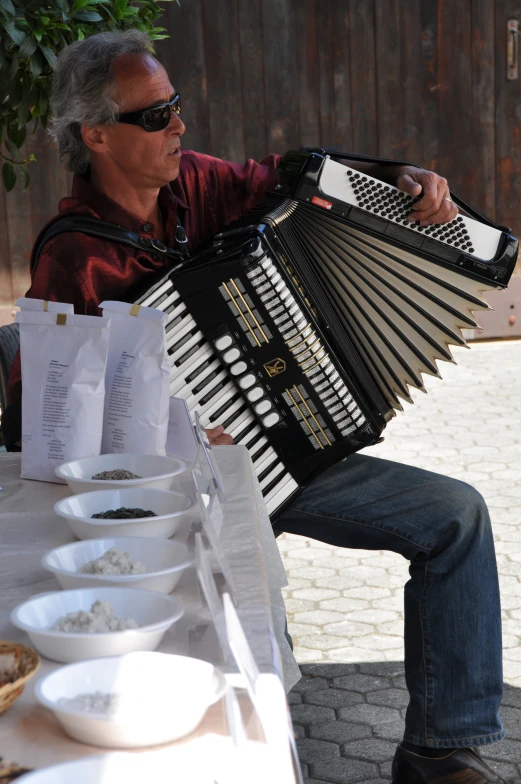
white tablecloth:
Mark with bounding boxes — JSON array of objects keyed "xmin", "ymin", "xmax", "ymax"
[{"xmin": 0, "ymin": 448, "xmax": 300, "ymax": 773}]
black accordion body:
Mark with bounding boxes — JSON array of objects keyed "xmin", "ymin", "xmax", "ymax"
[{"xmin": 136, "ymin": 151, "xmax": 518, "ymax": 520}]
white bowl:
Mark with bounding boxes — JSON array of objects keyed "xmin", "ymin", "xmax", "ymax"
[
  {"xmin": 54, "ymin": 487, "xmax": 197, "ymax": 540},
  {"xmin": 41, "ymin": 537, "xmax": 195, "ymax": 594},
  {"xmin": 55, "ymin": 453, "xmax": 187, "ymax": 494},
  {"xmin": 34, "ymin": 652, "xmax": 227, "ymax": 748},
  {"xmin": 11, "ymin": 587, "xmax": 184, "ymax": 663}
]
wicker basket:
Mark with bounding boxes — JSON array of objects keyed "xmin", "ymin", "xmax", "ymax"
[{"xmin": 0, "ymin": 641, "xmax": 40, "ymax": 715}]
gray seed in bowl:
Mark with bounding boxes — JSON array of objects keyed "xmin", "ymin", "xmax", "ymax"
[{"xmin": 91, "ymin": 469, "xmax": 142, "ymax": 481}]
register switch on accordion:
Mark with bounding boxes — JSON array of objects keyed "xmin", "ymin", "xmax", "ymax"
[{"xmin": 136, "ymin": 150, "xmax": 518, "ymax": 521}]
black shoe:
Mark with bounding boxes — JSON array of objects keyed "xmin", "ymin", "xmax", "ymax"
[{"xmin": 392, "ymin": 744, "xmax": 506, "ymax": 783}]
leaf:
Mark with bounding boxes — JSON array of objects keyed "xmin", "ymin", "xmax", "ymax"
[
  {"xmin": 5, "ymin": 138, "xmax": 18, "ymax": 158},
  {"xmin": 34, "ymin": 30, "xmax": 43, "ymax": 42},
  {"xmin": 72, "ymin": 0, "xmax": 91, "ymax": 8},
  {"xmin": 29, "ymin": 50, "xmax": 42, "ymax": 77},
  {"xmin": 2, "ymin": 161, "xmax": 16, "ymax": 192},
  {"xmin": 38, "ymin": 44, "xmax": 57, "ymax": 70},
  {"xmin": 18, "ymin": 36, "xmax": 37, "ymax": 58},
  {"xmin": 77, "ymin": 28, "xmax": 85, "ymax": 40},
  {"xmin": 0, "ymin": 0, "xmax": 15, "ymax": 15},
  {"xmin": 72, "ymin": 9, "xmax": 103, "ymax": 20},
  {"xmin": 17, "ymin": 100, "xmax": 29, "ymax": 129},
  {"xmin": 38, "ymin": 92, "xmax": 47, "ymax": 117},
  {"xmin": 4, "ymin": 21, "xmax": 26, "ymax": 46},
  {"xmin": 8, "ymin": 123, "xmax": 25, "ymax": 147},
  {"xmin": 21, "ymin": 167, "xmax": 30, "ymax": 190}
]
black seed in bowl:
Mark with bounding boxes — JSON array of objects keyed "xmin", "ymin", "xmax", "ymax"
[{"xmin": 91, "ymin": 507, "xmax": 158, "ymax": 520}]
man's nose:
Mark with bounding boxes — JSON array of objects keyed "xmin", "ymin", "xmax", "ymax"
[{"xmin": 168, "ymin": 113, "xmax": 185, "ymax": 136}]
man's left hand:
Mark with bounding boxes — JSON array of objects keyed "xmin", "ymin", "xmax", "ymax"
[{"xmin": 396, "ymin": 166, "xmax": 458, "ymax": 227}]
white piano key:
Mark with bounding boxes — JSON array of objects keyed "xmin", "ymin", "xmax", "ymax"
[
  {"xmin": 169, "ymin": 347, "xmax": 215, "ymax": 394},
  {"xmin": 166, "ymin": 316, "xmax": 198, "ymax": 351},
  {"xmin": 264, "ymin": 476, "xmax": 299, "ymax": 515},
  {"xmin": 228, "ymin": 410, "xmax": 255, "ymax": 439},
  {"xmin": 187, "ymin": 369, "xmax": 228, "ymax": 408},
  {"xmin": 164, "ymin": 299, "xmax": 187, "ymax": 326},
  {"xmin": 209, "ymin": 397, "xmax": 245, "ymax": 427},
  {"xmin": 196, "ymin": 382, "xmax": 236, "ymax": 422},
  {"xmin": 237, "ymin": 422, "xmax": 261, "ymax": 446},
  {"xmin": 252, "ymin": 446, "xmax": 278, "ymax": 476},
  {"xmin": 259, "ymin": 464, "xmax": 286, "ymax": 491},
  {"xmin": 140, "ymin": 279, "xmax": 174, "ymax": 308}
]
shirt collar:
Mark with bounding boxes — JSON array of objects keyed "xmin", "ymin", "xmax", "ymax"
[{"xmin": 69, "ymin": 172, "xmax": 190, "ymax": 237}]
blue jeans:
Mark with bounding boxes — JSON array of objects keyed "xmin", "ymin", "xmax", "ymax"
[{"xmin": 277, "ymin": 453, "xmax": 504, "ymax": 749}]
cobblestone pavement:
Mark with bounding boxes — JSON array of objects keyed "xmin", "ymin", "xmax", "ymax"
[{"xmin": 280, "ymin": 340, "xmax": 521, "ymax": 782}]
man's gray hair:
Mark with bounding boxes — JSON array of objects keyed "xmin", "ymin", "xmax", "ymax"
[{"xmin": 50, "ymin": 30, "xmax": 155, "ymax": 174}]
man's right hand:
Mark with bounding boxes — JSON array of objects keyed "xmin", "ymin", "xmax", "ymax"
[{"xmin": 205, "ymin": 425, "xmax": 234, "ymax": 446}]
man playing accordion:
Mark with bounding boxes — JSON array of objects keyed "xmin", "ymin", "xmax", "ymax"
[{"xmin": 1, "ymin": 31, "xmax": 506, "ymax": 783}]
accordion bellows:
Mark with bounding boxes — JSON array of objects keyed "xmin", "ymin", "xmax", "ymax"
[{"xmin": 268, "ymin": 197, "xmax": 495, "ymax": 411}]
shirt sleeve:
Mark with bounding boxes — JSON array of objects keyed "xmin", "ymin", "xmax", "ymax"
[{"xmin": 178, "ymin": 152, "xmax": 281, "ymax": 250}]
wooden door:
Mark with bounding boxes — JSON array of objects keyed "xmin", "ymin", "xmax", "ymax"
[{"xmin": 1, "ymin": 1, "xmax": 521, "ymax": 337}]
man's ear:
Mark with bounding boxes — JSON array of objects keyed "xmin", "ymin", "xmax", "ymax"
[{"xmin": 81, "ymin": 124, "xmax": 110, "ymax": 154}]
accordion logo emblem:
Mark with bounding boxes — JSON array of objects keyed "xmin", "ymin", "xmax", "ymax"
[{"xmin": 264, "ymin": 358, "xmax": 286, "ymax": 377}]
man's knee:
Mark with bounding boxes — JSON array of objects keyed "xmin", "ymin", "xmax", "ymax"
[{"xmin": 432, "ymin": 476, "xmax": 491, "ymax": 548}]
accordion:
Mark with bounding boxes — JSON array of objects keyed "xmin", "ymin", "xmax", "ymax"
[{"xmin": 136, "ymin": 150, "xmax": 518, "ymax": 520}]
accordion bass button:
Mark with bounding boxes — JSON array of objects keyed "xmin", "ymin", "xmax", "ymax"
[
  {"xmin": 263, "ymin": 411, "xmax": 280, "ymax": 428},
  {"xmin": 215, "ymin": 334, "xmax": 233, "ymax": 351}
]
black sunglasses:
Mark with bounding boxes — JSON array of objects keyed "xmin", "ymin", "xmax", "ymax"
[{"xmin": 117, "ymin": 93, "xmax": 182, "ymax": 132}]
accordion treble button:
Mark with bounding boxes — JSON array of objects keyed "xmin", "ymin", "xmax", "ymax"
[
  {"xmin": 263, "ymin": 411, "xmax": 280, "ymax": 428},
  {"xmin": 215, "ymin": 334, "xmax": 233, "ymax": 351},
  {"xmin": 223, "ymin": 347, "xmax": 241, "ymax": 363},
  {"xmin": 255, "ymin": 399, "xmax": 272, "ymax": 415},
  {"xmin": 247, "ymin": 386, "xmax": 264, "ymax": 402},
  {"xmin": 239, "ymin": 373, "xmax": 256, "ymax": 389},
  {"xmin": 231, "ymin": 361, "xmax": 248, "ymax": 376}
]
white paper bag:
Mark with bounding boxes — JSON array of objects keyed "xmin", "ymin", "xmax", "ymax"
[
  {"xmin": 15, "ymin": 297, "xmax": 73, "ymax": 314},
  {"xmin": 100, "ymin": 301, "xmax": 170, "ymax": 455},
  {"xmin": 16, "ymin": 311, "xmax": 110, "ymax": 482}
]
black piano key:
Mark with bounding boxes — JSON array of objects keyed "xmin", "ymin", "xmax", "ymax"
[
  {"xmin": 244, "ymin": 428, "xmax": 265, "ymax": 451},
  {"xmin": 185, "ymin": 355, "xmax": 216, "ymax": 384},
  {"xmin": 260, "ymin": 467, "xmax": 288, "ymax": 495},
  {"xmin": 250, "ymin": 439, "xmax": 271, "ymax": 462},
  {"xmin": 211, "ymin": 392, "xmax": 241, "ymax": 422},
  {"xmin": 234, "ymin": 418, "xmax": 258, "ymax": 443},
  {"xmin": 174, "ymin": 337, "xmax": 207, "ymax": 366},
  {"xmin": 221, "ymin": 402, "xmax": 248, "ymax": 432},
  {"xmin": 191, "ymin": 364, "xmax": 221, "ymax": 393},
  {"xmin": 168, "ymin": 330, "xmax": 201, "ymax": 357},
  {"xmin": 198, "ymin": 377, "xmax": 230, "ymax": 407},
  {"xmin": 165, "ymin": 310, "xmax": 189, "ymax": 335}
]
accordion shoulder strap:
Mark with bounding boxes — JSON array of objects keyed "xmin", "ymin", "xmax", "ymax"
[{"xmin": 31, "ymin": 214, "xmax": 189, "ymax": 273}]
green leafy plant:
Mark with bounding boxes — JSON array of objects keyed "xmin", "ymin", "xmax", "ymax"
[{"xmin": 0, "ymin": 0, "xmax": 174, "ymax": 192}]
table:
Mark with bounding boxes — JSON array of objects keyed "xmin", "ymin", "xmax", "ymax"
[{"xmin": 0, "ymin": 448, "xmax": 301, "ymax": 780}]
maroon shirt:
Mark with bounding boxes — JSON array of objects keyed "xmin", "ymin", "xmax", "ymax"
[{"xmin": 2, "ymin": 150, "xmax": 280, "ymax": 449}]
